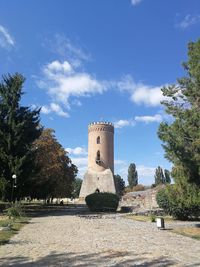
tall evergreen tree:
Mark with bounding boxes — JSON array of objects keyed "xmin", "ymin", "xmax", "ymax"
[
  {"xmin": 0, "ymin": 73, "xmax": 42, "ymax": 200},
  {"xmin": 72, "ymin": 178, "xmax": 82, "ymax": 198},
  {"xmin": 128, "ymin": 163, "xmax": 138, "ymax": 188},
  {"xmin": 164, "ymin": 169, "xmax": 171, "ymax": 184},
  {"xmin": 158, "ymin": 39, "xmax": 200, "ymax": 186},
  {"xmin": 114, "ymin": 174, "xmax": 125, "ymax": 196},
  {"xmin": 154, "ymin": 166, "xmax": 165, "ymax": 185}
]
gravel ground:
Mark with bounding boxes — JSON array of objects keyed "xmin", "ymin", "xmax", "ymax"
[{"xmin": 0, "ymin": 209, "xmax": 200, "ymax": 266}]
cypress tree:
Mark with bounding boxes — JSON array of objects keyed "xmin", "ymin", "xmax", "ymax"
[
  {"xmin": 164, "ymin": 169, "xmax": 171, "ymax": 184},
  {"xmin": 128, "ymin": 163, "xmax": 138, "ymax": 188},
  {"xmin": 154, "ymin": 166, "xmax": 165, "ymax": 185}
]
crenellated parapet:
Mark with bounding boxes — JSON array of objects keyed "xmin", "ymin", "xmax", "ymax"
[{"xmin": 88, "ymin": 122, "xmax": 114, "ymax": 133}]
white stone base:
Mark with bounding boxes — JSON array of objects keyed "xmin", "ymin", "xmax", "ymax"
[{"xmin": 79, "ymin": 168, "xmax": 116, "ymax": 198}]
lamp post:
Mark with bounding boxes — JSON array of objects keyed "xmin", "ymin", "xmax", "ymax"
[{"xmin": 11, "ymin": 174, "xmax": 17, "ymax": 203}]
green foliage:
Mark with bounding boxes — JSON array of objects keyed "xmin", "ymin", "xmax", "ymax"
[
  {"xmin": 6, "ymin": 203, "xmax": 22, "ymax": 220},
  {"xmin": 0, "ymin": 216, "xmax": 29, "ymax": 245},
  {"xmin": 156, "ymin": 188, "xmax": 170, "ymax": 213},
  {"xmin": 30, "ymin": 128, "xmax": 78, "ymax": 199},
  {"xmin": 0, "ymin": 177, "xmax": 8, "ymax": 201},
  {"xmin": 128, "ymin": 163, "xmax": 138, "ymax": 188},
  {"xmin": 156, "ymin": 185, "xmax": 200, "ymax": 220},
  {"xmin": 132, "ymin": 184, "xmax": 145, "ymax": 191},
  {"xmin": 164, "ymin": 169, "xmax": 171, "ymax": 184},
  {"xmin": 0, "ymin": 73, "xmax": 42, "ymax": 200},
  {"xmin": 114, "ymin": 174, "xmax": 125, "ymax": 196},
  {"xmin": 85, "ymin": 192, "xmax": 119, "ymax": 212},
  {"xmin": 154, "ymin": 166, "xmax": 165, "ymax": 185},
  {"xmin": 72, "ymin": 178, "xmax": 82, "ymax": 198},
  {"xmin": 154, "ymin": 167, "xmax": 171, "ymax": 186},
  {"xmin": 150, "ymin": 214, "xmax": 156, "ymax": 222},
  {"xmin": 125, "ymin": 184, "xmax": 145, "ymax": 192},
  {"xmin": 158, "ymin": 39, "xmax": 200, "ymax": 186}
]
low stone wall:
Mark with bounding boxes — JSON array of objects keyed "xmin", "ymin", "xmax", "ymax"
[{"xmin": 120, "ymin": 187, "xmax": 164, "ymax": 211}]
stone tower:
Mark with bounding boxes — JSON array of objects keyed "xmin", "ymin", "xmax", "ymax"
[{"xmin": 79, "ymin": 122, "xmax": 116, "ymax": 198}]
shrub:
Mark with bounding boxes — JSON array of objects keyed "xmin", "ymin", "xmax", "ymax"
[
  {"xmin": 156, "ymin": 188, "xmax": 170, "ymax": 213},
  {"xmin": 5, "ymin": 203, "xmax": 23, "ymax": 220},
  {"xmin": 156, "ymin": 185, "xmax": 200, "ymax": 220},
  {"xmin": 125, "ymin": 184, "xmax": 145, "ymax": 193},
  {"xmin": 150, "ymin": 214, "xmax": 156, "ymax": 222},
  {"xmin": 85, "ymin": 192, "xmax": 119, "ymax": 212},
  {"xmin": 132, "ymin": 184, "xmax": 145, "ymax": 192}
]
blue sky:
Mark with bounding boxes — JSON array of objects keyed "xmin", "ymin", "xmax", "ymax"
[{"xmin": 0, "ymin": 0, "xmax": 200, "ymax": 185}]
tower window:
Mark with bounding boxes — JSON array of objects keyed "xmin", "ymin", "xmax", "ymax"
[
  {"xmin": 97, "ymin": 136, "xmax": 100, "ymax": 144},
  {"xmin": 97, "ymin": 150, "xmax": 100, "ymax": 160}
]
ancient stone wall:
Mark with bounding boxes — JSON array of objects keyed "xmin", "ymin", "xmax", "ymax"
[{"xmin": 120, "ymin": 187, "xmax": 163, "ymax": 211}]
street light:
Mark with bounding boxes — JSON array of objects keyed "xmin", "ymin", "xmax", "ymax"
[{"xmin": 11, "ymin": 174, "xmax": 17, "ymax": 203}]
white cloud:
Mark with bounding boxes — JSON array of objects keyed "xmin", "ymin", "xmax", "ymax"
[
  {"xmin": 70, "ymin": 156, "xmax": 88, "ymax": 177},
  {"xmin": 117, "ymin": 75, "xmax": 166, "ymax": 106},
  {"xmin": 66, "ymin": 147, "xmax": 87, "ymax": 155},
  {"xmin": 137, "ymin": 165, "xmax": 155, "ymax": 178},
  {"xmin": 0, "ymin": 25, "xmax": 15, "ymax": 49},
  {"xmin": 176, "ymin": 14, "xmax": 200, "ymax": 29},
  {"xmin": 70, "ymin": 157, "xmax": 88, "ymax": 167},
  {"xmin": 135, "ymin": 114, "xmax": 162, "ymax": 123},
  {"xmin": 114, "ymin": 113, "xmax": 163, "ymax": 129},
  {"xmin": 41, "ymin": 106, "xmax": 51, "ymax": 114},
  {"xmin": 114, "ymin": 119, "xmax": 135, "ymax": 129},
  {"xmin": 41, "ymin": 103, "xmax": 69, "ymax": 118},
  {"xmin": 37, "ymin": 37, "xmax": 112, "ymax": 117},
  {"xmin": 131, "ymin": 0, "xmax": 143, "ymax": 6},
  {"xmin": 114, "ymin": 159, "xmax": 156, "ymax": 185},
  {"xmin": 44, "ymin": 34, "xmax": 91, "ymax": 67},
  {"xmin": 47, "ymin": 60, "xmax": 72, "ymax": 73},
  {"xmin": 39, "ymin": 60, "xmax": 108, "ymax": 110},
  {"xmin": 115, "ymin": 159, "xmax": 127, "ymax": 165}
]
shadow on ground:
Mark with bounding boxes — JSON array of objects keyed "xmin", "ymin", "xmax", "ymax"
[
  {"xmin": 22, "ymin": 203, "xmax": 121, "ymax": 218},
  {"xmin": 0, "ymin": 250, "xmax": 187, "ymax": 267},
  {"xmin": 22, "ymin": 203, "xmax": 92, "ymax": 217}
]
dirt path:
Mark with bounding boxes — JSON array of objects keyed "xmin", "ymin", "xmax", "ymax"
[{"xmin": 0, "ymin": 208, "xmax": 199, "ymax": 266}]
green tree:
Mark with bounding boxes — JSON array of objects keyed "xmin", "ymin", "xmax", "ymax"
[
  {"xmin": 114, "ymin": 174, "xmax": 125, "ymax": 196},
  {"xmin": 0, "ymin": 73, "xmax": 42, "ymax": 200},
  {"xmin": 128, "ymin": 163, "xmax": 138, "ymax": 188},
  {"xmin": 156, "ymin": 39, "xmax": 200, "ymax": 219},
  {"xmin": 30, "ymin": 128, "xmax": 77, "ymax": 200},
  {"xmin": 164, "ymin": 169, "xmax": 171, "ymax": 184},
  {"xmin": 72, "ymin": 178, "xmax": 82, "ymax": 198},
  {"xmin": 158, "ymin": 39, "xmax": 200, "ymax": 186},
  {"xmin": 154, "ymin": 166, "xmax": 165, "ymax": 185},
  {"xmin": 0, "ymin": 177, "xmax": 8, "ymax": 200}
]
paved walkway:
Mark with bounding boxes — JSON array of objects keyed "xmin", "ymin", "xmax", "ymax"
[{"xmin": 0, "ymin": 208, "xmax": 200, "ymax": 266}]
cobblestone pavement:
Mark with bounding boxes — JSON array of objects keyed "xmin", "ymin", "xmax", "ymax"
[{"xmin": 0, "ymin": 210, "xmax": 200, "ymax": 266}]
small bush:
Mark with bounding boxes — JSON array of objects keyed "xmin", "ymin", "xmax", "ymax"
[
  {"xmin": 5, "ymin": 203, "xmax": 22, "ymax": 220},
  {"xmin": 156, "ymin": 188, "xmax": 170, "ymax": 213},
  {"xmin": 150, "ymin": 214, "xmax": 156, "ymax": 222},
  {"xmin": 85, "ymin": 192, "xmax": 119, "ymax": 212},
  {"xmin": 125, "ymin": 184, "xmax": 145, "ymax": 193},
  {"xmin": 132, "ymin": 184, "xmax": 145, "ymax": 192},
  {"xmin": 156, "ymin": 185, "xmax": 200, "ymax": 220}
]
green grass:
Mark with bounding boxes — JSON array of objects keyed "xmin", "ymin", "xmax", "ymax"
[
  {"xmin": 126, "ymin": 215, "xmax": 200, "ymax": 240},
  {"xmin": 173, "ymin": 227, "xmax": 200, "ymax": 240},
  {"xmin": 0, "ymin": 216, "xmax": 29, "ymax": 245},
  {"xmin": 125, "ymin": 214, "xmax": 173, "ymax": 222}
]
